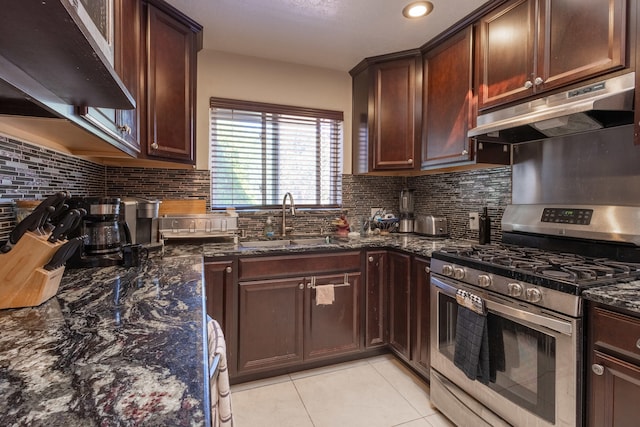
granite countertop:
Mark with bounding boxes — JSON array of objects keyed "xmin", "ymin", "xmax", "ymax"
[
  {"xmin": 5, "ymin": 231, "xmax": 637, "ymax": 426},
  {"xmin": 582, "ymin": 280, "xmax": 640, "ymax": 316},
  {"xmin": 0, "ymin": 255, "xmax": 209, "ymax": 427},
  {"xmin": 162, "ymin": 233, "xmax": 469, "ymax": 259}
]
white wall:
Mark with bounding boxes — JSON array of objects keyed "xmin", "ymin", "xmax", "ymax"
[{"xmin": 195, "ymin": 50, "xmax": 353, "ymax": 173}]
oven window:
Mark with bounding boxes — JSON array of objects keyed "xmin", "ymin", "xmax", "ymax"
[{"xmin": 437, "ymin": 293, "xmax": 556, "ymax": 423}]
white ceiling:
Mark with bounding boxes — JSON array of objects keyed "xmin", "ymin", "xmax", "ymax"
[{"xmin": 165, "ymin": 0, "xmax": 491, "ymax": 72}]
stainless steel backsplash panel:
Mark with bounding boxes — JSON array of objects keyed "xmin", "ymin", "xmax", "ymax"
[{"xmin": 512, "ymin": 124, "xmax": 640, "ymax": 206}]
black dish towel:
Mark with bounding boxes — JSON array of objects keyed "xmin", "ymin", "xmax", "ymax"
[{"xmin": 454, "ymin": 305, "xmax": 490, "ymax": 385}]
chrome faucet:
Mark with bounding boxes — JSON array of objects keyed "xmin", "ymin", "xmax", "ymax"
[{"xmin": 282, "ymin": 192, "xmax": 296, "ymax": 236}]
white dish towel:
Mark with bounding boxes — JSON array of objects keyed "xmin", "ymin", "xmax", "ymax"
[
  {"xmin": 208, "ymin": 317, "xmax": 234, "ymax": 427},
  {"xmin": 316, "ymin": 284, "xmax": 335, "ymax": 305}
]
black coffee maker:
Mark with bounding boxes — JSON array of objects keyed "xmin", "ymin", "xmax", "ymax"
[{"xmin": 67, "ymin": 197, "xmax": 132, "ymax": 267}]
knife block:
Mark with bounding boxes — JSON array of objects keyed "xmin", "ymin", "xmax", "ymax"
[{"xmin": 0, "ymin": 231, "xmax": 65, "ymax": 309}]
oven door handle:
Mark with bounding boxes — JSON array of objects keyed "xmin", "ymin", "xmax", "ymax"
[{"xmin": 431, "ymin": 275, "xmax": 573, "ymax": 336}]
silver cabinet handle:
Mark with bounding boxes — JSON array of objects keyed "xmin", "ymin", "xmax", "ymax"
[
  {"xmin": 524, "ymin": 80, "xmax": 533, "ymax": 89},
  {"xmin": 151, "ymin": 142, "xmax": 159, "ymax": 150},
  {"xmin": 407, "ymin": 158, "xmax": 413, "ymax": 164},
  {"xmin": 592, "ymin": 364, "xmax": 604, "ymax": 376},
  {"xmin": 307, "ymin": 282, "xmax": 313, "ymax": 289},
  {"xmin": 462, "ymin": 149, "xmax": 468, "ymax": 156},
  {"xmin": 368, "ymin": 256, "xmax": 374, "ymax": 262},
  {"xmin": 534, "ymin": 77, "xmax": 544, "ymax": 86},
  {"xmin": 636, "ymin": 338, "xmax": 640, "ymax": 350},
  {"xmin": 299, "ymin": 283, "xmax": 304, "ymax": 290},
  {"xmin": 424, "ymin": 266, "xmax": 430, "ymax": 274},
  {"xmin": 225, "ymin": 266, "xmax": 232, "ymax": 274}
]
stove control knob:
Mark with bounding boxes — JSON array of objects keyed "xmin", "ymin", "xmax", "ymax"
[
  {"xmin": 526, "ymin": 287, "xmax": 542, "ymax": 303},
  {"xmin": 507, "ymin": 283, "xmax": 523, "ymax": 297},
  {"xmin": 453, "ymin": 267, "xmax": 465, "ymax": 280},
  {"xmin": 442, "ymin": 265, "xmax": 454, "ymax": 276},
  {"xmin": 477, "ymin": 274, "xmax": 491, "ymax": 287}
]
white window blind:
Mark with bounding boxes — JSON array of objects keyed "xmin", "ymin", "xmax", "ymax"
[{"xmin": 209, "ymin": 98, "xmax": 343, "ymax": 209}]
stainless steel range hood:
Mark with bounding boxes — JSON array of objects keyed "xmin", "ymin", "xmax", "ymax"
[{"xmin": 468, "ymin": 72, "xmax": 635, "ymax": 142}]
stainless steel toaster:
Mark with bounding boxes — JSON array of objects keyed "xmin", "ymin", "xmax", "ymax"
[{"xmin": 414, "ymin": 215, "xmax": 448, "ymax": 236}]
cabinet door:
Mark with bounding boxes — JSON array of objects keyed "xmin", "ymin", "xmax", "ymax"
[
  {"xmin": 589, "ymin": 350, "xmax": 640, "ymax": 427},
  {"xmin": 237, "ymin": 278, "xmax": 304, "ymax": 374},
  {"xmin": 477, "ymin": 0, "xmax": 536, "ymax": 109},
  {"xmin": 78, "ymin": 0, "xmax": 141, "ymax": 155},
  {"xmin": 478, "ymin": 0, "xmax": 627, "ymax": 110},
  {"xmin": 412, "ymin": 257, "xmax": 430, "ymax": 378},
  {"xmin": 114, "ymin": 0, "xmax": 141, "ymax": 150},
  {"xmin": 372, "ymin": 57, "xmax": 420, "ymax": 170},
  {"xmin": 422, "ymin": 27, "xmax": 473, "ymax": 168},
  {"xmin": 365, "ymin": 251, "xmax": 387, "ymax": 348},
  {"xmin": 304, "ymin": 272, "xmax": 361, "ymax": 360},
  {"xmin": 537, "ymin": 0, "xmax": 626, "ymax": 91},
  {"xmin": 204, "ymin": 260, "xmax": 235, "ymax": 331},
  {"xmin": 388, "ymin": 251, "xmax": 412, "ymax": 360},
  {"xmin": 145, "ymin": 4, "xmax": 196, "ymax": 164}
]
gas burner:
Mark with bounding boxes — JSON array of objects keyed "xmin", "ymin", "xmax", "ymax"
[
  {"xmin": 541, "ymin": 270, "xmax": 574, "ymax": 280},
  {"xmin": 434, "ymin": 243, "xmax": 640, "ymax": 286}
]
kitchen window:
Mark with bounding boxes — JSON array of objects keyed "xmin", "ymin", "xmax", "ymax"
[{"xmin": 209, "ymin": 98, "xmax": 343, "ymax": 209}]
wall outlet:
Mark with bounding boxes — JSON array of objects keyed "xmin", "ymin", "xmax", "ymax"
[{"xmin": 469, "ymin": 212, "xmax": 479, "ymax": 230}]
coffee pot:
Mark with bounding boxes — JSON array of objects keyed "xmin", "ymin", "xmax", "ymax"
[{"xmin": 66, "ymin": 197, "xmax": 132, "ymax": 267}]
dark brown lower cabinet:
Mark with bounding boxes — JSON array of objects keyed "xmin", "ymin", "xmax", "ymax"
[
  {"xmin": 304, "ymin": 272, "xmax": 361, "ymax": 360},
  {"xmin": 588, "ymin": 305, "xmax": 640, "ymax": 427},
  {"xmin": 214, "ymin": 249, "xmax": 432, "ymax": 382},
  {"xmin": 237, "ymin": 277, "xmax": 305, "ymax": 373},
  {"xmin": 411, "ymin": 257, "xmax": 430, "ymax": 379},
  {"xmin": 235, "ymin": 251, "xmax": 362, "ymax": 377},
  {"xmin": 388, "ymin": 251, "xmax": 412, "ymax": 360},
  {"xmin": 203, "ymin": 259, "xmax": 235, "ymax": 331},
  {"xmin": 365, "ymin": 251, "xmax": 388, "ymax": 348}
]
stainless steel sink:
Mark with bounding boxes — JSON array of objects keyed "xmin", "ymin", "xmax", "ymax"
[
  {"xmin": 290, "ymin": 238, "xmax": 328, "ymax": 245},
  {"xmin": 238, "ymin": 237, "xmax": 329, "ymax": 248},
  {"xmin": 239, "ymin": 239, "xmax": 292, "ymax": 248}
]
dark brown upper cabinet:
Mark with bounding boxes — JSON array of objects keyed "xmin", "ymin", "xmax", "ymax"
[
  {"xmin": 477, "ymin": 0, "xmax": 627, "ymax": 111},
  {"xmin": 422, "ymin": 27, "xmax": 474, "ymax": 168},
  {"xmin": 351, "ymin": 51, "xmax": 422, "ymax": 174},
  {"xmin": 371, "ymin": 57, "xmax": 422, "ymax": 171},
  {"xmin": 143, "ymin": 0, "xmax": 202, "ymax": 165}
]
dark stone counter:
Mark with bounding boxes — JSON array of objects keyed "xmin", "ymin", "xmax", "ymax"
[
  {"xmin": 582, "ymin": 280, "xmax": 640, "ymax": 316},
  {"xmin": 0, "ymin": 255, "xmax": 208, "ymax": 426},
  {"xmin": 163, "ymin": 233, "xmax": 466, "ymax": 260}
]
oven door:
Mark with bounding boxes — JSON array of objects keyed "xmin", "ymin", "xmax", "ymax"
[{"xmin": 430, "ymin": 274, "xmax": 581, "ymax": 427}]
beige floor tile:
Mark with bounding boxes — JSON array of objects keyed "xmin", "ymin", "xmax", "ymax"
[
  {"xmin": 393, "ymin": 419, "xmax": 432, "ymax": 427},
  {"xmin": 230, "ymin": 373, "xmax": 291, "ymax": 393},
  {"xmin": 232, "ymin": 380, "xmax": 313, "ymax": 427},
  {"xmin": 294, "ymin": 363, "xmax": 421, "ymax": 427},
  {"xmin": 289, "ymin": 357, "xmax": 372, "ymax": 380},
  {"xmin": 424, "ymin": 412, "xmax": 456, "ymax": 427},
  {"xmin": 371, "ymin": 359, "xmax": 437, "ymax": 417}
]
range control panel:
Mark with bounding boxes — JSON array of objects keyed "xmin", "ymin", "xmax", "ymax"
[{"xmin": 541, "ymin": 208, "xmax": 593, "ymax": 225}]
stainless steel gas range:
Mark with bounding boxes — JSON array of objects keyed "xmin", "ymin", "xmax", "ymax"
[{"xmin": 429, "ymin": 204, "xmax": 640, "ymax": 427}]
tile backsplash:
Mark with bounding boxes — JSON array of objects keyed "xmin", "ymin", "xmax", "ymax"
[
  {"xmin": 0, "ymin": 136, "xmax": 106, "ymax": 242},
  {"xmin": 1, "ymin": 135, "xmax": 512, "ymax": 242}
]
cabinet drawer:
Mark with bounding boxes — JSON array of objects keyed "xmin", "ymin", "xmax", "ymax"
[
  {"xmin": 592, "ymin": 307, "xmax": 640, "ymax": 359},
  {"xmin": 239, "ymin": 251, "xmax": 361, "ymax": 281}
]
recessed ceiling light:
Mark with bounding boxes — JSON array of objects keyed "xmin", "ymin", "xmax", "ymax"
[{"xmin": 402, "ymin": 1, "xmax": 434, "ymax": 19}]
